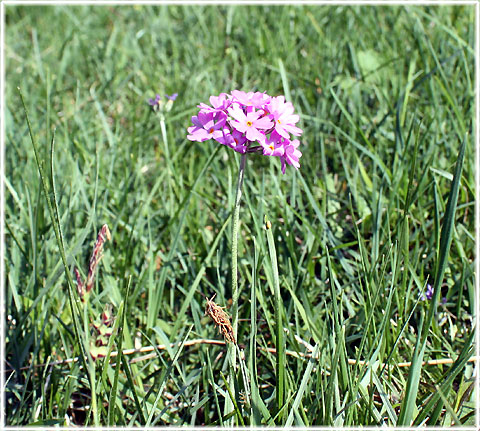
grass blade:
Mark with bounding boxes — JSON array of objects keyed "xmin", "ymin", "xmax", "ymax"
[
  {"xmin": 397, "ymin": 138, "xmax": 466, "ymax": 426},
  {"xmin": 145, "ymin": 325, "xmax": 193, "ymax": 426},
  {"xmin": 413, "ymin": 329, "xmax": 475, "ymax": 425},
  {"xmin": 285, "ymin": 344, "xmax": 319, "ymax": 427},
  {"xmin": 147, "ymin": 146, "xmax": 221, "ymax": 328},
  {"xmin": 220, "ymin": 371, "xmax": 245, "ymax": 426},
  {"xmin": 18, "ymin": 87, "xmax": 89, "ymax": 373},
  {"xmin": 107, "ymin": 277, "xmax": 132, "ymax": 425},
  {"xmin": 265, "ymin": 214, "xmax": 285, "ymax": 421}
]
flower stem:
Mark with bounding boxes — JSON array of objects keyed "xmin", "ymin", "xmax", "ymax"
[
  {"xmin": 232, "ymin": 152, "xmax": 246, "ymax": 342},
  {"xmin": 226, "ymin": 152, "xmax": 247, "ymax": 423},
  {"xmin": 158, "ymin": 113, "xmax": 175, "ymax": 214}
]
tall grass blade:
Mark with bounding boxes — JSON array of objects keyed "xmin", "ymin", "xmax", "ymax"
[
  {"xmin": 248, "ymin": 236, "xmax": 262, "ymax": 425},
  {"xmin": 220, "ymin": 372, "xmax": 245, "ymax": 426},
  {"xmin": 398, "ymin": 138, "xmax": 466, "ymax": 426},
  {"xmin": 121, "ymin": 354, "xmax": 146, "ymax": 425},
  {"xmin": 145, "ymin": 325, "xmax": 193, "ymax": 426},
  {"xmin": 147, "ymin": 146, "xmax": 221, "ymax": 328},
  {"xmin": 171, "ymin": 213, "xmax": 231, "ymax": 336},
  {"xmin": 107, "ymin": 277, "xmax": 132, "ymax": 425},
  {"xmin": 18, "ymin": 88, "xmax": 88, "ymax": 373},
  {"xmin": 285, "ymin": 344, "xmax": 319, "ymax": 426},
  {"xmin": 265, "ymin": 215, "xmax": 285, "ymax": 420},
  {"xmin": 413, "ymin": 329, "xmax": 475, "ymax": 425},
  {"xmin": 206, "ymin": 352, "xmax": 223, "ymax": 426}
]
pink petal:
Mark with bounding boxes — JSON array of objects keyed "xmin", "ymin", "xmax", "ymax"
[
  {"xmin": 254, "ymin": 116, "xmax": 273, "ymax": 129},
  {"xmin": 228, "ymin": 106, "xmax": 246, "ymax": 123},
  {"xmin": 283, "ymin": 124, "xmax": 303, "ymax": 136},
  {"xmin": 245, "ymin": 127, "xmax": 263, "ymax": 141}
]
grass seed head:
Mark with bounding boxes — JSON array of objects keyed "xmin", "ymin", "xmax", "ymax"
[{"xmin": 205, "ymin": 294, "xmax": 236, "ymax": 344}]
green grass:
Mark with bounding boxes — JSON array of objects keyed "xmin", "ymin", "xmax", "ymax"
[{"xmin": 4, "ymin": 4, "xmax": 476, "ymax": 426}]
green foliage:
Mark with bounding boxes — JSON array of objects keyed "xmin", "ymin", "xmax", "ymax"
[{"xmin": 4, "ymin": 4, "xmax": 475, "ymax": 426}]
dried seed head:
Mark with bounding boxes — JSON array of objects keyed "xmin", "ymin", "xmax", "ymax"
[
  {"xmin": 205, "ymin": 294, "xmax": 236, "ymax": 344},
  {"xmin": 85, "ymin": 224, "xmax": 111, "ymax": 293}
]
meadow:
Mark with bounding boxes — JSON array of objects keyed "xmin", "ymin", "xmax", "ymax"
[{"xmin": 4, "ymin": 4, "xmax": 476, "ymax": 427}]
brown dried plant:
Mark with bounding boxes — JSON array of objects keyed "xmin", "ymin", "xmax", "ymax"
[
  {"xmin": 205, "ymin": 294, "xmax": 236, "ymax": 344},
  {"xmin": 75, "ymin": 224, "xmax": 111, "ymax": 301}
]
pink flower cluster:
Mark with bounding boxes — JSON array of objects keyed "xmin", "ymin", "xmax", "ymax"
[{"xmin": 187, "ymin": 90, "xmax": 303, "ymax": 174}]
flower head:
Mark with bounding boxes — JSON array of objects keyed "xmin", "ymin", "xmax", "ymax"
[
  {"xmin": 148, "ymin": 94, "xmax": 161, "ymax": 107},
  {"xmin": 187, "ymin": 90, "xmax": 303, "ymax": 174},
  {"xmin": 149, "ymin": 92, "xmax": 178, "ymax": 112},
  {"xmin": 420, "ymin": 283, "xmax": 434, "ymax": 301},
  {"xmin": 165, "ymin": 93, "xmax": 178, "ymax": 101}
]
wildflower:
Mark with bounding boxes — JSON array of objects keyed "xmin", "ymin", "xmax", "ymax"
[
  {"xmin": 187, "ymin": 111, "xmax": 226, "ymax": 142},
  {"xmin": 280, "ymin": 139, "xmax": 302, "ymax": 174},
  {"xmin": 227, "ymin": 104, "xmax": 273, "ymax": 142},
  {"xmin": 165, "ymin": 93, "xmax": 178, "ymax": 101},
  {"xmin": 231, "ymin": 90, "xmax": 270, "ymax": 109},
  {"xmin": 148, "ymin": 94, "xmax": 161, "ymax": 107},
  {"xmin": 187, "ymin": 90, "xmax": 303, "ymax": 174},
  {"xmin": 215, "ymin": 128, "xmax": 248, "ymax": 154},
  {"xmin": 268, "ymin": 95, "xmax": 303, "ymax": 139},
  {"xmin": 198, "ymin": 93, "xmax": 231, "ymax": 113},
  {"xmin": 149, "ymin": 92, "xmax": 178, "ymax": 113},
  {"xmin": 260, "ymin": 134, "xmax": 285, "ymax": 157},
  {"xmin": 420, "ymin": 283, "xmax": 434, "ymax": 301}
]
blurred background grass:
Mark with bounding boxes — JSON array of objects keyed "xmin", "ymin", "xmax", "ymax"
[{"xmin": 4, "ymin": 4, "xmax": 476, "ymax": 426}]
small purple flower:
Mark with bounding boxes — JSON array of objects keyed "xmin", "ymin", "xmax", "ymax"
[
  {"xmin": 165, "ymin": 93, "xmax": 178, "ymax": 101},
  {"xmin": 215, "ymin": 128, "xmax": 248, "ymax": 153},
  {"xmin": 268, "ymin": 96, "xmax": 303, "ymax": 139},
  {"xmin": 259, "ymin": 134, "xmax": 285, "ymax": 157},
  {"xmin": 231, "ymin": 90, "xmax": 271, "ymax": 109},
  {"xmin": 149, "ymin": 93, "xmax": 177, "ymax": 112},
  {"xmin": 280, "ymin": 139, "xmax": 302, "ymax": 174},
  {"xmin": 420, "ymin": 284, "xmax": 434, "ymax": 301},
  {"xmin": 187, "ymin": 111, "xmax": 226, "ymax": 142},
  {"xmin": 227, "ymin": 105, "xmax": 273, "ymax": 142},
  {"xmin": 148, "ymin": 94, "xmax": 161, "ymax": 106},
  {"xmin": 198, "ymin": 93, "xmax": 231, "ymax": 113}
]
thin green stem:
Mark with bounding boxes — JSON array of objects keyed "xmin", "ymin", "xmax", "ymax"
[
  {"xmin": 232, "ymin": 153, "xmax": 247, "ymax": 343},
  {"xmin": 226, "ymin": 152, "xmax": 247, "ymax": 424},
  {"xmin": 265, "ymin": 215, "xmax": 285, "ymax": 420},
  {"xmin": 158, "ymin": 113, "xmax": 175, "ymax": 214},
  {"xmin": 18, "ymin": 87, "xmax": 89, "ymax": 375}
]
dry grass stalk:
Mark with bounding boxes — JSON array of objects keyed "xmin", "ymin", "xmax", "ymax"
[
  {"xmin": 5, "ymin": 341, "xmax": 477, "ymax": 374},
  {"xmin": 75, "ymin": 224, "xmax": 111, "ymax": 300}
]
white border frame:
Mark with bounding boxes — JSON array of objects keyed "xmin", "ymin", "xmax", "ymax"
[{"xmin": 0, "ymin": 1, "xmax": 478, "ymax": 430}]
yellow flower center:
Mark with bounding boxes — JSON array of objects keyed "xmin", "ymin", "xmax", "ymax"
[
  {"xmin": 209, "ymin": 127, "xmax": 214, "ymax": 133},
  {"xmin": 246, "ymin": 121, "xmax": 253, "ymax": 127},
  {"xmin": 277, "ymin": 119, "xmax": 282, "ymax": 124},
  {"xmin": 269, "ymin": 144, "xmax": 274, "ymax": 150}
]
